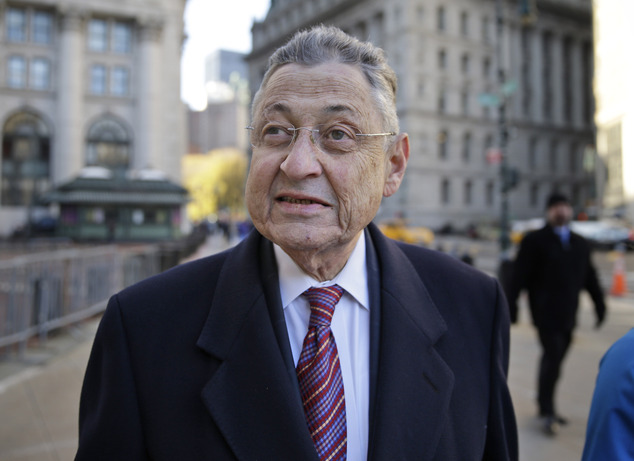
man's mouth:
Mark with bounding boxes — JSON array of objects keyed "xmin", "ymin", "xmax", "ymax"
[{"xmin": 277, "ymin": 196, "xmax": 329, "ymax": 207}]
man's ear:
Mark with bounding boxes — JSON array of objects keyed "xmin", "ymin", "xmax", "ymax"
[{"xmin": 383, "ymin": 133, "xmax": 410, "ymax": 197}]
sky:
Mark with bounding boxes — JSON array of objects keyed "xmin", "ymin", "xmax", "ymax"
[{"xmin": 180, "ymin": 0, "xmax": 271, "ymax": 110}]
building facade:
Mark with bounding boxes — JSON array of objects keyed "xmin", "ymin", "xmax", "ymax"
[
  {"xmin": 247, "ymin": 0, "xmax": 596, "ymax": 230},
  {"xmin": 592, "ymin": 0, "xmax": 634, "ymax": 223},
  {"xmin": 0, "ymin": 0, "xmax": 187, "ymax": 236}
]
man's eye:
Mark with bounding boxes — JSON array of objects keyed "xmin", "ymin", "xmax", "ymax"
[
  {"xmin": 330, "ymin": 130, "xmax": 347, "ymax": 141},
  {"xmin": 264, "ymin": 126, "xmax": 285, "ymax": 135},
  {"xmin": 324, "ymin": 126, "xmax": 354, "ymax": 141}
]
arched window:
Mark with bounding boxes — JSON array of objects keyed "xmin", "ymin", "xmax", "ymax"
[
  {"xmin": 1, "ymin": 111, "xmax": 50, "ymax": 206},
  {"xmin": 86, "ymin": 117, "xmax": 131, "ymax": 170}
]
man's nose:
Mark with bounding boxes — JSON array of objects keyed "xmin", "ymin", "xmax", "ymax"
[{"xmin": 280, "ymin": 130, "xmax": 323, "ymax": 179}]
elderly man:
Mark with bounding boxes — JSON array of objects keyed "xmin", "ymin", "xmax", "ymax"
[{"xmin": 76, "ymin": 26, "xmax": 517, "ymax": 460}]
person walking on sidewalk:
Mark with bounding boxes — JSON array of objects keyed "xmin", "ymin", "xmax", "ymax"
[{"xmin": 507, "ymin": 192, "xmax": 606, "ymax": 436}]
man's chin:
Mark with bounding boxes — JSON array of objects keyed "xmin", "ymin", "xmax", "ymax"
[{"xmin": 264, "ymin": 223, "xmax": 343, "ymax": 251}]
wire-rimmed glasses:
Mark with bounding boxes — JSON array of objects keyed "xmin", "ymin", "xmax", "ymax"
[{"xmin": 246, "ymin": 121, "xmax": 396, "ymax": 154}]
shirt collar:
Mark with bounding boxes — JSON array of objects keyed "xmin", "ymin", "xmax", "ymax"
[
  {"xmin": 553, "ymin": 225, "xmax": 570, "ymax": 236},
  {"xmin": 274, "ymin": 231, "xmax": 369, "ymax": 311}
]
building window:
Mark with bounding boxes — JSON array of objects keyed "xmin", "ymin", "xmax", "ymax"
[
  {"xmin": 460, "ymin": 11, "xmax": 469, "ymax": 36},
  {"xmin": 8, "ymin": 56, "xmax": 27, "ymax": 88},
  {"xmin": 462, "ymin": 132, "xmax": 472, "ymax": 162},
  {"xmin": 90, "ymin": 64, "xmax": 107, "ymax": 94},
  {"xmin": 30, "ymin": 58, "xmax": 51, "ymax": 90},
  {"xmin": 461, "ymin": 90, "xmax": 469, "ymax": 116},
  {"xmin": 530, "ymin": 183, "xmax": 539, "ymax": 207},
  {"xmin": 484, "ymin": 134, "xmax": 494, "ymax": 164},
  {"xmin": 438, "ymin": 49, "xmax": 447, "ymax": 70},
  {"xmin": 1, "ymin": 112, "xmax": 51, "ymax": 206},
  {"xmin": 461, "ymin": 53, "xmax": 470, "ymax": 74},
  {"xmin": 417, "ymin": 81, "xmax": 425, "ymax": 100},
  {"xmin": 112, "ymin": 22, "xmax": 132, "ymax": 54},
  {"xmin": 486, "ymin": 180, "xmax": 494, "ymax": 206},
  {"xmin": 569, "ymin": 142, "xmax": 578, "ymax": 172},
  {"xmin": 6, "ymin": 8, "xmax": 27, "ymax": 42},
  {"xmin": 32, "ymin": 11, "xmax": 53, "ymax": 44},
  {"xmin": 549, "ymin": 139, "xmax": 558, "ymax": 171},
  {"xmin": 86, "ymin": 118, "xmax": 131, "ymax": 170},
  {"xmin": 528, "ymin": 137, "xmax": 538, "ymax": 169},
  {"xmin": 464, "ymin": 180, "xmax": 472, "ymax": 205},
  {"xmin": 111, "ymin": 66, "xmax": 129, "ymax": 95},
  {"xmin": 482, "ymin": 57, "xmax": 491, "ymax": 80},
  {"xmin": 437, "ymin": 7, "xmax": 446, "ymax": 32},
  {"xmin": 438, "ymin": 90, "xmax": 447, "ymax": 114},
  {"xmin": 441, "ymin": 178, "xmax": 451, "ymax": 204},
  {"xmin": 438, "ymin": 130, "xmax": 448, "ymax": 159},
  {"xmin": 88, "ymin": 19, "xmax": 108, "ymax": 52}
]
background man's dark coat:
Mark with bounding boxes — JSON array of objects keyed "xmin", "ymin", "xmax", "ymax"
[{"xmin": 507, "ymin": 225, "xmax": 606, "ymax": 330}]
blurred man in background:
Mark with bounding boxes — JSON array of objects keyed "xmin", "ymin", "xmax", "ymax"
[{"xmin": 507, "ymin": 192, "xmax": 606, "ymax": 436}]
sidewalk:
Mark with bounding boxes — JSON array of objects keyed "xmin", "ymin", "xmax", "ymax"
[{"xmin": 0, "ymin": 235, "xmax": 632, "ymax": 460}]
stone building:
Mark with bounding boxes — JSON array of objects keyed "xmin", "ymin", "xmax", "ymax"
[
  {"xmin": 592, "ymin": 0, "xmax": 634, "ymax": 223},
  {"xmin": 188, "ymin": 49, "xmax": 250, "ymax": 154},
  {"xmin": 246, "ymin": 0, "xmax": 596, "ymax": 230},
  {"xmin": 0, "ymin": 0, "xmax": 187, "ymax": 236}
]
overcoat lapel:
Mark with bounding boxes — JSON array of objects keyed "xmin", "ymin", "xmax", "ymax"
[
  {"xmin": 368, "ymin": 225, "xmax": 454, "ymax": 461},
  {"xmin": 196, "ymin": 232, "xmax": 318, "ymax": 461},
  {"xmin": 194, "ymin": 226, "xmax": 454, "ymax": 460}
]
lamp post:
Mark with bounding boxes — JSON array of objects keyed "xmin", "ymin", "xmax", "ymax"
[{"xmin": 495, "ymin": 0, "xmax": 512, "ymax": 262}]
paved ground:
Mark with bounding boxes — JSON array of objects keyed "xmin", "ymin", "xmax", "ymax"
[{"xmin": 0, "ymin": 234, "xmax": 632, "ymax": 460}]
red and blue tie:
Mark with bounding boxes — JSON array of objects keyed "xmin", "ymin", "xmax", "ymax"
[{"xmin": 296, "ymin": 285, "xmax": 347, "ymax": 461}]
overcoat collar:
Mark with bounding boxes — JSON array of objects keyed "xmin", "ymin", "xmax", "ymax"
[{"xmin": 197, "ymin": 224, "xmax": 452, "ymax": 460}]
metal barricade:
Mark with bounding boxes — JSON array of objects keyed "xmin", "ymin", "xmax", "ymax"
[{"xmin": 0, "ymin": 245, "xmax": 161, "ymax": 356}]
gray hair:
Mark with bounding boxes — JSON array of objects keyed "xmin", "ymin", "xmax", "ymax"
[{"xmin": 252, "ymin": 25, "xmax": 399, "ymax": 134}]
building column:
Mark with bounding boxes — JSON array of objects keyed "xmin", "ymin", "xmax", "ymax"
[
  {"xmin": 569, "ymin": 39, "xmax": 584, "ymax": 129},
  {"xmin": 530, "ymin": 28, "xmax": 543, "ymax": 123},
  {"xmin": 54, "ymin": 9, "xmax": 84, "ymax": 184},
  {"xmin": 507, "ymin": 24, "xmax": 522, "ymax": 120},
  {"xmin": 550, "ymin": 34, "xmax": 564, "ymax": 126},
  {"xmin": 134, "ymin": 18, "xmax": 163, "ymax": 171}
]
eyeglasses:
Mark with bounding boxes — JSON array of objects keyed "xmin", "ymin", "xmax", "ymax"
[{"xmin": 246, "ymin": 121, "xmax": 396, "ymax": 154}]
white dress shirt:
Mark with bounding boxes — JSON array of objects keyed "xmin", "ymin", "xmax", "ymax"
[{"xmin": 274, "ymin": 232, "xmax": 370, "ymax": 461}]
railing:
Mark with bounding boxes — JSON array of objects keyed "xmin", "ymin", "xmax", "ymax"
[{"xmin": 0, "ymin": 244, "xmax": 165, "ymax": 357}]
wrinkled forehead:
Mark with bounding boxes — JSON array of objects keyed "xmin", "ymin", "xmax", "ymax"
[
  {"xmin": 260, "ymin": 102, "xmax": 361, "ymax": 124},
  {"xmin": 253, "ymin": 63, "xmax": 381, "ymax": 126}
]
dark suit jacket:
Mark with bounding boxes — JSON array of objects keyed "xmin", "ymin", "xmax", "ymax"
[
  {"xmin": 76, "ymin": 223, "xmax": 517, "ymax": 460},
  {"xmin": 507, "ymin": 225, "xmax": 606, "ymax": 330}
]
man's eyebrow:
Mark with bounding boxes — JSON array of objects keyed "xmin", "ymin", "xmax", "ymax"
[
  {"xmin": 263, "ymin": 102, "xmax": 291, "ymax": 116},
  {"xmin": 262, "ymin": 103, "xmax": 357, "ymax": 119},
  {"xmin": 323, "ymin": 105, "xmax": 355, "ymax": 116}
]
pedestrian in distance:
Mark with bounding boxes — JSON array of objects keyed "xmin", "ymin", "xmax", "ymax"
[
  {"xmin": 582, "ymin": 328, "xmax": 634, "ymax": 460},
  {"xmin": 506, "ymin": 192, "xmax": 607, "ymax": 436},
  {"xmin": 75, "ymin": 25, "xmax": 517, "ymax": 461}
]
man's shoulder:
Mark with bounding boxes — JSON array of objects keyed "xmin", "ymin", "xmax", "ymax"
[
  {"xmin": 519, "ymin": 225, "xmax": 552, "ymax": 247},
  {"xmin": 119, "ymin": 249, "xmax": 230, "ymax": 299}
]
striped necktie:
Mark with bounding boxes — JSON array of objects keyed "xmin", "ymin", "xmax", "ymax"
[{"xmin": 296, "ymin": 285, "xmax": 347, "ymax": 461}]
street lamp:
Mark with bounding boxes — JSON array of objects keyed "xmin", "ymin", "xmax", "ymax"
[{"xmin": 493, "ymin": 0, "xmax": 531, "ymax": 284}]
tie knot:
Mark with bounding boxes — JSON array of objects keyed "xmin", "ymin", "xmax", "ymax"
[{"xmin": 303, "ymin": 285, "xmax": 344, "ymax": 327}]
